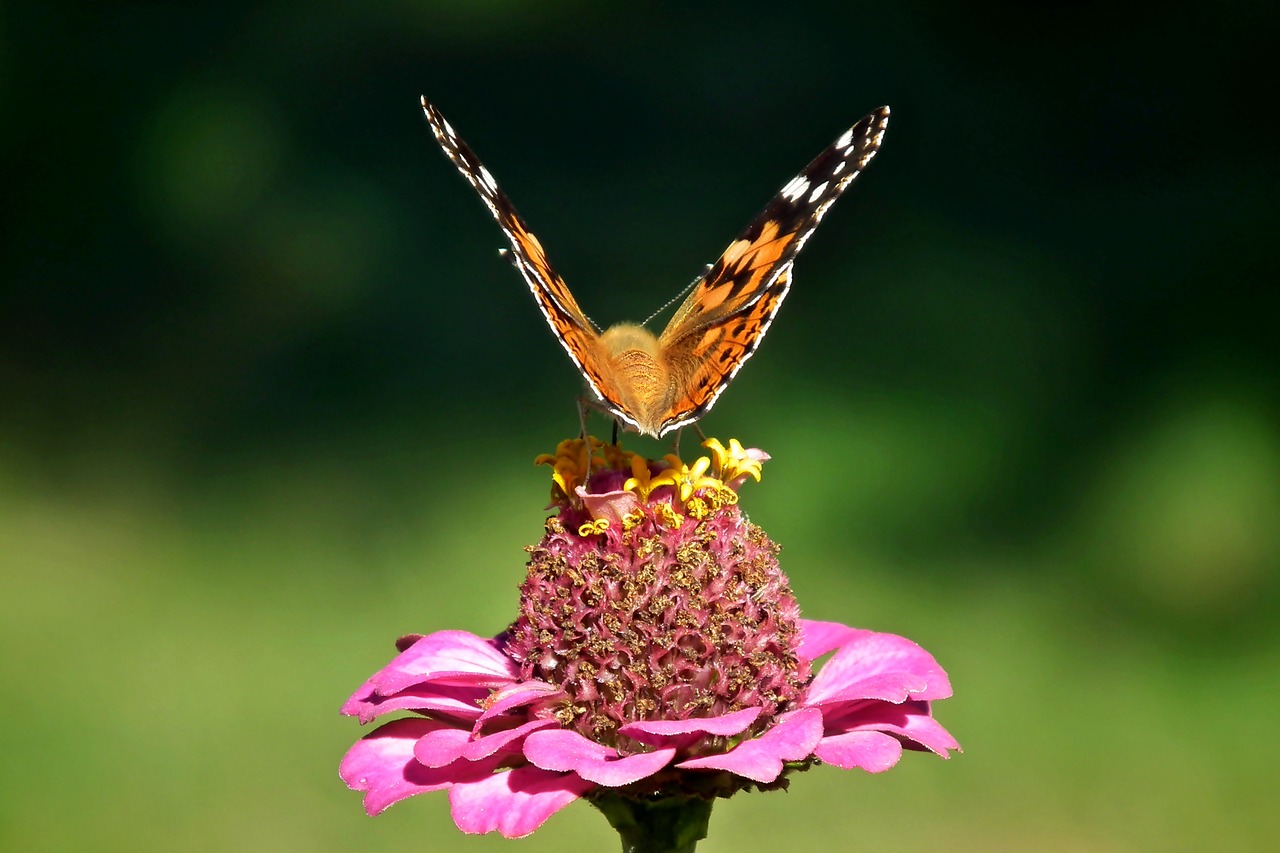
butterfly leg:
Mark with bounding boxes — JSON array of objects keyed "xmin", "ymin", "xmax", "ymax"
[
  {"xmin": 576, "ymin": 394, "xmax": 625, "ymax": 449},
  {"xmin": 575, "ymin": 395, "xmax": 601, "ymax": 489},
  {"xmin": 575, "ymin": 395, "xmax": 593, "ymax": 444},
  {"xmin": 668, "ymin": 422, "xmax": 707, "ymax": 455}
]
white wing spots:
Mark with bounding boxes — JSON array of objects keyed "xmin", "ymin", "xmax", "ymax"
[
  {"xmin": 834, "ymin": 127, "xmax": 855, "ymax": 150},
  {"xmin": 478, "ymin": 165, "xmax": 498, "ymax": 194},
  {"xmin": 831, "ymin": 160, "xmax": 848, "ymax": 176},
  {"xmin": 781, "ymin": 175, "xmax": 810, "ymax": 201},
  {"xmin": 430, "ymin": 108, "xmax": 458, "ymax": 146},
  {"xmin": 807, "ymin": 180, "xmax": 830, "ymax": 203},
  {"xmin": 799, "ymin": 199, "xmax": 837, "ymax": 236}
]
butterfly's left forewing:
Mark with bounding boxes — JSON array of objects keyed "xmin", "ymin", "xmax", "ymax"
[
  {"xmin": 421, "ymin": 98, "xmax": 629, "ymax": 412},
  {"xmin": 654, "ymin": 106, "xmax": 890, "ymax": 434}
]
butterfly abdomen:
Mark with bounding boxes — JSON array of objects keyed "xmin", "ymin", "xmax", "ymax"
[{"xmin": 597, "ymin": 323, "xmax": 676, "ymax": 437}]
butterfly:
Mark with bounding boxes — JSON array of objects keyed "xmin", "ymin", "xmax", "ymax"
[{"xmin": 421, "ymin": 96, "xmax": 889, "ymax": 438}]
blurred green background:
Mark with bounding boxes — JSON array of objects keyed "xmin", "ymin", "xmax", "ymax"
[{"xmin": 3, "ymin": 2, "xmax": 1278, "ymax": 851}]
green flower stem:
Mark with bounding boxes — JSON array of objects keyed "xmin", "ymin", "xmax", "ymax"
[{"xmin": 592, "ymin": 794, "xmax": 714, "ymax": 853}]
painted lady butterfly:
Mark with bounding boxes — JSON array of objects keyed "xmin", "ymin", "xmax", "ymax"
[{"xmin": 421, "ymin": 97, "xmax": 889, "ymax": 438}]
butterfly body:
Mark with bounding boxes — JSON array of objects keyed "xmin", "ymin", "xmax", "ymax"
[
  {"xmin": 421, "ymin": 98, "xmax": 889, "ymax": 438},
  {"xmin": 590, "ymin": 324, "xmax": 669, "ymax": 435}
]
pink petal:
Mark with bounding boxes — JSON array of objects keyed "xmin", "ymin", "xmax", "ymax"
[
  {"xmin": 895, "ymin": 714, "xmax": 960, "ymax": 756},
  {"xmin": 833, "ymin": 703, "xmax": 960, "ymax": 757},
  {"xmin": 463, "ymin": 718, "xmax": 559, "ymax": 761},
  {"xmin": 339, "ymin": 718, "xmax": 466, "ymax": 815},
  {"xmin": 676, "ymin": 708, "xmax": 824, "ymax": 783},
  {"xmin": 476, "ymin": 680, "xmax": 564, "ymax": 724},
  {"xmin": 577, "ymin": 487, "xmax": 642, "ymax": 530},
  {"xmin": 796, "ymin": 619, "xmax": 864, "ymax": 663},
  {"xmin": 618, "ymin": 707, "xmax": 762, "ymax": 746},
  {"xmin": 523, "ymin": 729, "xmax": 677, "ymax": 786},
  {"xmin": 814, "ymin": 730, "xmax": 904, "ymax": 773},
  {"xmin": 343, "ymin": 632, "xmax": 517, "ymax": 720},
  {"xmin": 805, "ymin": 630, "xmax": 952, "ymax": 705},
  {"xmin": 412, "ymin": 726, "xmax": 473, "ymax": 768},
  {"xmin": 342, "ymin": 683, "xmax": 488, "ymax": 725},
  {"xmin": 415, "ymin": 718, "xmax": 559, "ymax": 768},
  {"xmin": 449, "ymin": 765, "xmax": 593, "ymax": 838},
  {"xmin": 382, "ymin": 631, "xmax": 518, "ymax": 692},
  {"xmin": 807, "ymin": 672, "xmax": 931, "ymax": 707}
]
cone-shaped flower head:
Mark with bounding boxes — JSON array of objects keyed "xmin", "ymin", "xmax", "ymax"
[{"xmin": 341, "ymin": 438, "xmax": 957, "ymax": 838}]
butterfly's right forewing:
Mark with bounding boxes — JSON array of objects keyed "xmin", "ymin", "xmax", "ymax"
[{"xmin": 651, "ymin": 107, "xmax": 890, "ymax": 434}]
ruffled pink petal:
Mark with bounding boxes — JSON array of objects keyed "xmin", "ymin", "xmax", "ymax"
[
  {"xmin": 807, "ymin": 671, "xmax": 931, "ymax": 708},
  {"xmin": 796, "ymin": 619, "xmax": 864, "ymax": 663},
  {"xmin": 829, "ymin": 702, "xmax": 960, "ymax": 757},
  {"xmin": 340, "ymin": 718, "xmax": 469, "ymax": 815},
  {"xmin": 343, "ymin": 632, "xmax": 517, "ymax": 720},
  {"xmin": 523, "ymin": 729, "xmax": 678, "ymax": 786},
  {"xmin": 893, "ymin": 713, "xmax": 960, "ymax": 756},
  {"xmin": 475, "ymin": 680, "xmax": 564, "ymax": 724},
  {"xmin": 814, "ymin": 730, "xmax": 904, "ymax": 773},
  {"xmin": 448, "ymin": 765, "xmax": 594, "ymax": 838},
  {"xmin": 577, "ymin": 486, "xmax": 642, "ymax": 530},
  {"xmin": 463, "ymin": 718, "xmax": 559, "ymax": 761},
  {"xmin": 412, "ymin": 726, "xmax": 473, "ymax": 768},
  {"xmin": 415, "ymin": 717, "xmax": 558, "ymax": 768},
  {"xmin": 910, "ymin": 710, "xmax": 960, "ymax": 754},
  {"xmin": 342, "ymin": 683, "xmax": 489, "ymax": 726},
  {"xmin": 676, "ymin": 707, "xmax": 824, "ymax": 783},
  {"xmin": 805, "ymin": 630, "xmax": 952, "ymax": 705},
  {"xmin": 618, "ymin": 707, "xmax": 762, "ymax": 746}
]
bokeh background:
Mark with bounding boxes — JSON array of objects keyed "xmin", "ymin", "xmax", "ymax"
[{"xmin": 3, "ymin": 2, "xmax": 1278, "ymax": 851}]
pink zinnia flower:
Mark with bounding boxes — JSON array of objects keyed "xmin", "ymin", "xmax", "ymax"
[{"xmin": 340, "ymin": 437, "xmax": 958, "ymax": 839}]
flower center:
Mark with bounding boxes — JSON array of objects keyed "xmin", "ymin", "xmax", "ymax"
[{"xmin": 506, "ymin": 438, "xmax": 810, "ymax": 751}]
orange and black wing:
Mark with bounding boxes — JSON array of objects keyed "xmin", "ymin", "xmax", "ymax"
[
  {"xmin": 420, "ymin": 97, "xmax": 622, "ymax": 410},
  {"xmin": 654, "ymin": 106, "xmax": 890, "ymax": 435}
]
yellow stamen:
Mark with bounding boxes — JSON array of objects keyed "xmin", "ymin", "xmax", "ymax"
[
  {"xmin": 686, "ymin": 497, "xmax": 710, "ymax": 520},
  {"xmin": 703, "ymin": 437, "xmax": 764, "ymax": 485},
  {"xmin": 623, "ymin": 454, "xmax": 661, "ymax": 499},
  {"xmin": 536, "ymin": 437, "xmax": 609, "ymax": 498},
  {"xmin": 597, "ymin": 441, "xmax": 634, "ymax": 471},
  {"xmin": 653, "ymin": 502, "xmax": 684, "ymax": 529},
  {"xmin": 577, "ymin": 518, "xmax": 610, "ymax": 537},
  {"xmin": 651, "ymin": 455, "xmax": 718, "ymax": 503}
]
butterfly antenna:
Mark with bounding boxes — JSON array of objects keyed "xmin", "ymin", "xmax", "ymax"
[
  {"xmin": 498, "ymin": 248, "xmax": 603, "ymax": 333},
  {"xmin": 640, "ymin": 264, "xmax": 711, "ymax": 327}
]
